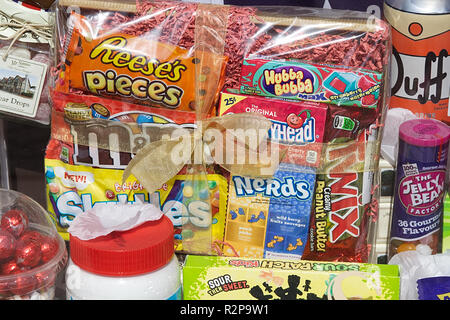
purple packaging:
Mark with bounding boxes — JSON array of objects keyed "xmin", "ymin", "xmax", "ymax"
[
  {"xmin": 389, "ymin": 119, "xmax": 450, "ymax": 258},
  {"xmin": 417, "ymin": 277, "xmax": 450, "ymax": 300}
]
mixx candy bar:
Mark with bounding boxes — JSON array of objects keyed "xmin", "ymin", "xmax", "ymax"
[
  {"xmin": 302, "ymin": 105, "xmax": 379, "ymax": 262},
  {"xmin": 218, "ymin": 90, "xmax": 328, "ymax": 167},
  {"xmin": 239, "ymin": 58, "xmax": 382, "ymax": 109}
]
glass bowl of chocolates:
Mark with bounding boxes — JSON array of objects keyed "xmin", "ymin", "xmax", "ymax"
[{"xmin": 0, "ymin": 189, "xmax": 67, "ymax": 300}]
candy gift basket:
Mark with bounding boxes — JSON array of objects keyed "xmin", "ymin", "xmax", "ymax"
[
  {"xmin": 0, "ymin": 0, "xmax": 448, "ymax": 301},
  {"xmin": 37, "ymin": 0, "xmax": 396, "ymax": 300}
]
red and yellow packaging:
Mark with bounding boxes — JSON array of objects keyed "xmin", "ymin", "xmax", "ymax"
[
  {"xmin": 45, "ymin": 92, "xmax": 228, "ymax": 253},
  {"xmin": 56, "ymin": 13, "xmax": 228, "ymax": 113}
]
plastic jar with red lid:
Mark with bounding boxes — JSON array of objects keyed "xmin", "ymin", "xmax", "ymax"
[{"xmin": 65, "ymin": 215, "xmax": 181, "ymax": 300}]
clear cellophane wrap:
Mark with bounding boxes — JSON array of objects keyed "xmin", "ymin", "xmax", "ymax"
[{"xmin": 48, "ymin": 0, "xmax": 391, "ymax": 263}]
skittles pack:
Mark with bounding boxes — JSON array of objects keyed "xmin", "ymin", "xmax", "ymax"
[{"xmin": 44, "ymin": 92, "xmax": 228, "ymax": 253}]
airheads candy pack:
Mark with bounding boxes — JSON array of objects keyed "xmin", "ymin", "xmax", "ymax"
[
  {"xmin": 45, "ymin": 92, "xmax": 228, "ymax": 254},
  {"xmin": 182, "ymin": 255, "xmax": 400, "ymax": 300},
  {"xmin": 57, "ymin": 13, "xmax": 227, "ymax": 112},
  {"xmin": 223, "ymin": 163, "xmax": 316, "ymax": 260},
  {"xmin": 239, "ymin": 58, "xmax": 382, "ymax": 109},
  {"xmin": 218, "ymin": 91, "xmax": 328, "ymax": 167}
]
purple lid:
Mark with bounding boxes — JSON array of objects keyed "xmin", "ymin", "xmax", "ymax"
[{"xmin": 399, "ymin": 119, "xmax": 450, "ymax": 147}]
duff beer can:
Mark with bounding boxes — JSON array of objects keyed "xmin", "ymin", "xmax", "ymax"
[{"xmin": 384, "ymin": 0, "xmax": 450, "ymax": 124}]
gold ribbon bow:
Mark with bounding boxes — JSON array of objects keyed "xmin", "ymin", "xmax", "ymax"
[
  {"xmin": 123, "ymin": 112, "xmax": 281, "ymax": 195},
  {"xmin": 121, "ymin": 111, "xmax": 283, "ymax": 255}
]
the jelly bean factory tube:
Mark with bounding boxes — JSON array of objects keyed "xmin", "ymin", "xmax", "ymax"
[{"xmin": 389, "ymin": 119, "xmax": 450, "ymax": 259}]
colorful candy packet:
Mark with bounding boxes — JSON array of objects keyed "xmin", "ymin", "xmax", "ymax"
[
  {"xmin": 55, "ymin": 12, "xmax": 228, "ymax": 113},
  {"xmin": 52, "ymin": 0, "xmax": 391, "ymax": 263},
  {"xmin": 217, "ymin": 91, "xmax": 329, "ymax": 260},
  {"xmin": 218, "ymin": 90, "xmax": 328, "ymax": 168},
  {"xmin": 239, "ymin": 58, "xmax": 383, "ymax": 109},
  {"xmin": 301, "ymin": 105, "xmax": 381, "ymax": 263},
  {"xmin": 182, "ymin": 255, "xmax": 400, "ymax": 300},
  {"xmin": 223, "ymin": 163, "xmax": 316, "ymax": 260},
  {"xmin": 44, "ymin": 92, "xmax": 228, "ymax": 254},
  {"xmin": 54, "ymin": 1, "xmax": 389, "ymax": 92}
]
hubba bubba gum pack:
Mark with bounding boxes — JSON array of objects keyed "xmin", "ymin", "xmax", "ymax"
[
  {"xmin": 44, "ymin": 92, "xmax": 228, "ymax": 253},
  {"xmin": 240, "ymin": 58, "xmax": 382, "ymax": 109},
  {"xmin": 182, "ymin": 255, "xmax": 400, "ymax": 300},
  {"xmin": 218, "ymin": 91, "xmax": 328, "ymax": 259}
]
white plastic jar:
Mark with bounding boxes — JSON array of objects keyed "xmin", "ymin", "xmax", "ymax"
[{"xmin": 65, "ymin": 216, "xmax": 181, "ymax": 300}]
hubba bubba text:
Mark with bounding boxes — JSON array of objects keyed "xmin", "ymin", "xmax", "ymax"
[
  {"xmin": 206, "ymin": 259, "xmax": 360, "ymax": 299},
  {"xmin": 263, "ymin": 68, "xmax": 313, "ymax": 97},
  {"xmin": 83, "ymin": 36, "xmax": 186, "ymax": 108}
]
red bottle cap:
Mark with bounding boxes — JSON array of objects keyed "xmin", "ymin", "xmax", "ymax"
[{"xmin": 69, "ymin": 216, "xmax": 174, "ymax": 276}]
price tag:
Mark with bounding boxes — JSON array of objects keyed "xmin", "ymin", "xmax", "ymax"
[{"xmin": 0, "ymin": 54, "xmax": 47, "ymax": 118}]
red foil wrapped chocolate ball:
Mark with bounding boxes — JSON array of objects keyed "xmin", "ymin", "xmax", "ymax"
[
  {"xmin": 19, "ymin": 230, "xmax": 43, "ymax": 244},
  {"xmin": 40, "ymin": 235, "xmax": 59, "ymax": 264},
  {"xmin": 15, "ymin": 238, "xmax": 42, "ymax": 268},
  {"xmin": 0, "ymin": 230, "xmax": 16, "ymax": 261},
  {"xmin": 1, "ymin": 210, "xmax": 29, "ymax": 238},
  {"xmin": 1, "ymin": 260, "xmax": 21, "ymax": 275}
]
